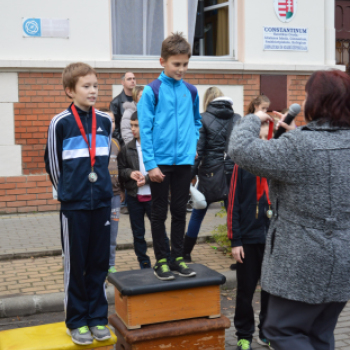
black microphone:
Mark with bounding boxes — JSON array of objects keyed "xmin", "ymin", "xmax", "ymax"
[{"xmin": 273, "ymin": 103, "xmax": 301, "ymax": 139}]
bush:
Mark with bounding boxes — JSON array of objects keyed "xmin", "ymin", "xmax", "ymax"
[{"xmin": 211, "ymin": 205, "xmax": 231, "ymax": 256}]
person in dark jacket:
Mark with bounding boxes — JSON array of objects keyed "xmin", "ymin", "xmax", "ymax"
[
  {"xmin": 110, "ymin": 72, "xmax": 136, "ymax": 144},
  {"xmin": 118, "ymin": 112, "xmax": 170, "ymax": 268},
  {"xmin": 228, "ymin": 123, "xmax": 273, "ymax": 350},
  {"xmin": 183, "ymin": 87, "xmax": 240, "ymax": 261}
]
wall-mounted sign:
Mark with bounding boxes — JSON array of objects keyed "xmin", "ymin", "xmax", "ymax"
[
  {"xmin": 274, "ymin": 0, "xmax": 297, "ymax": 23},
  {"xmin": 263, "ymin": 26, "xmax": 308, "ymax": 51},
  {"xmin": 22, "ymin": 18, "xmax": 69, "ymax": 38}
]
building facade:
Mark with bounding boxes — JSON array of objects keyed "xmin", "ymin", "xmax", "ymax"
[{"xmin": 0, "ymin": 0, "xmax": 344, "ymax": 213}]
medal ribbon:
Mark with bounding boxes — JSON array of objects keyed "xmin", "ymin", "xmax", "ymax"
[
  {"xmin": 255, "ymin": 121, "xmax": 273, "ymax": 218},
  {"xmin": 71, "ymin": 104, "xmax": 97, "ymax": 169}
]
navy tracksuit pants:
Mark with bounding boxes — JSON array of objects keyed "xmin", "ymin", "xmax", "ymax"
[{"xmin": 60, "ymin": 207, "xmax": 110, "ymax": 329}]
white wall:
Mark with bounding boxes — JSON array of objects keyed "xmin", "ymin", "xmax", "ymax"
[
  {"xmin": 244, "ymin": 0, "xmax": 327, "ymax": 66},
  {"xmin": 0, "ymin": 0, "xmax": 111, "ymax": 61},
  {"xmin": 0, "ymin": 74, "xmax": 22, "ymax": 176}
]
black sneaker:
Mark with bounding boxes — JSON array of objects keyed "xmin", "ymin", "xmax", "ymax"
[
  {"xmin": 170, "ymin": 257, "xmax": 196, "ymax": 277},
  {"xmin": 153, "ymin": 259, "xmax": 175, "ymax": 281}
]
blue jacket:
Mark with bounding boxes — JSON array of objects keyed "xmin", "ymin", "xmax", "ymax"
[
  {"xmin": 138, "ymin": 72, "xmax": 202, "ymax": 171},
  {"xmin": 44, "ymin": 104, "xmax": 113, "ymax": 210}
]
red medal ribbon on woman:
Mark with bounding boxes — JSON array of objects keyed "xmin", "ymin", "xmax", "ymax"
[{"xmin": 71, "ymin": 104, "xmax": 98, "ymax": 182}]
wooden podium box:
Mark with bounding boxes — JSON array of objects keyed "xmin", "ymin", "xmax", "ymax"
[
  {"xmin": 107, "ymin": 264, "xmax": 226, "ymax": 329},
  {"xmin": 109, "ymin": 313, "xmax": 231, "ymax": 350}
]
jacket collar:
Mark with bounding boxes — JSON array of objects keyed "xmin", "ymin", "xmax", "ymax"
[
  {"xmin": 69, "ymin": 103, "xmax": 92, "ymax": 118},
  {"xmin": 301, "ymin": 120, "xmax": 350, "ymax": 131},
  {"xmin": 159, "ymin": 71, "xmax": 182, "ymax": 87},
  {"xmin": 126, "ymin": 138, "xmax": 138, "ymax": 149}
]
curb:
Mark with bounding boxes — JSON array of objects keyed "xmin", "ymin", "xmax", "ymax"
[
  {"xmin": 0, "ymin": 271, "xmax": 236, "ymax": 318},
  {"xmin": 0, "ymin": 237, "xmax": 213, "ymax": 262}
]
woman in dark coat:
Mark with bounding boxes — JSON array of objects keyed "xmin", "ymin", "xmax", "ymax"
[
  {"xmin": 228, "ymin": 70, "xmax": 350, "ymax": 350},
  {"xmin": 183, "ymin": 87, "xmax": 240, "ymax": 261}
]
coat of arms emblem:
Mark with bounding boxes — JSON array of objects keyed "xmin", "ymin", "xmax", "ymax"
[{"xmin": 274, "ymin": 0, "xmax": 297, "ymax": 23}]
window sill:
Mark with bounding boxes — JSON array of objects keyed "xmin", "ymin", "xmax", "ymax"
[{"xmin": 0, "ymin": 59, "xmax": 345, "ymax": 74}]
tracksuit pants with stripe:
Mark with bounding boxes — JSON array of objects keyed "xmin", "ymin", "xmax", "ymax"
[{"xmin": 60, "ymin": 206, "xmax": 111, "ymax": 329}]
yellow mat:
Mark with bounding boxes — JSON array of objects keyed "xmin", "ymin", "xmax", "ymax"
[{"xmin": 0, "ymin": 322, "xmax": 117, "ymax": 350}]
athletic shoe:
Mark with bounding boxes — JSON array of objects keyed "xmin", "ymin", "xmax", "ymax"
[
  {"xmin": 183, "ymin": 253, "xmax": 192, "ymax": 263},
  {"xmin": 66, "ymin": 326, "xmax": 93, "ymax": 345},
  {"xmin": 170, "ymin": 257, "xmax": 196, "ymax": 277},
  {"xmin": 258, "ymin": 337, "xmax": 274, "ymax": 349},
  {"xmin": 237, "ymin": 339, "xmax": 252, "ymax": 350},
  {"xmin": 90, "ymin": 325, "xmax": 111, "ymax": 341},
  {"xmin": 153, "ymin": 259, "xmax": 175, "ymax": 281},
  {"xmin": 108, "ymin": 266, "xmax": 117, "ymax": 274}
]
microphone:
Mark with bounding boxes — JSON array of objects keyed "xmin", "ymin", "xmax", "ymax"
[{"xmin": 274, "ymin": 103, "xmax": 301, "ymax": 139}]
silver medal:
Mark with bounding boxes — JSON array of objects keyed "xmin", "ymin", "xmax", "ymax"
[
  {"xmin": 266, "ymin": 209, "xmax": 273, "ymax": 219},
  {"xmin": 88, "ymin": 172, "xmax": 98, "ymax": 183}
]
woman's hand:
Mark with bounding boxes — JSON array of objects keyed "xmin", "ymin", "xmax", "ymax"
[
  {"xmin": 254, "ymin": 111, "xmax": 274, "ymax": 123},
  {"xmin": 232, "ymin": 246, "xmax": 245, "ymax": 264},
  {"xmin": 274, "ymin": 111, "xmax": 296, "ymax": 132}
]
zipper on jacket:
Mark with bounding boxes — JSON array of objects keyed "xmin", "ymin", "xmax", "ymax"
[
  {"xmin": 84, "ymin": 115, "xmax": 93, "ymax": 210},
  {"xmin": 174, "ymin": 85, "xmax": 178, "ymax": 164}
]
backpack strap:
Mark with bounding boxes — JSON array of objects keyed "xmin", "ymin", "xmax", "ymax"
[
  {"xmin": 148, "ymin": 79, "xmax": 197, "ymax": 106},
  {"xmin": 148, "ymin": 79, "xmax": 162, "ymax": 106},
  {"xmin": 183, "ymin": 81, "xmax": 198, "ymax": 103}
]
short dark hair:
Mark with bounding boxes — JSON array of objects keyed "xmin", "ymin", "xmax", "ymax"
[
  {"xmin": 161, "ymin": 32, "xmax": 191, "ymax": 61},
  {"xmin": 305, "ymin": 70, "xmax": 350, "ymax": 127},
  {"xmin": 62, "ymin": 62, "xmax": 96, "ymax": 98},
  {"xmin": 130, "ymin": 111, "xmax": 138, "ymax": 121}
]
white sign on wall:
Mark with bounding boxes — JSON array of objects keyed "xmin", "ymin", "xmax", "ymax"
[
  {"xmin": 263, "ymin": 26, "xmax": 308, "ymax": 51},
  {"xmin": 274, "ymin": 0, "xmax": 297, "ymax": 23},
  {"xmin": 22, "ymin": 18, "xmax": 70, "ymax": 38}
]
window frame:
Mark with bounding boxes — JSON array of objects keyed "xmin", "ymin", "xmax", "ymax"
[{"xmin": 111, "ymin": 0, "xmax": 237, "ymax": 62}]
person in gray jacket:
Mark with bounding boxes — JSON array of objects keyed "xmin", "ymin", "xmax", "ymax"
[
  {"xmin": 121, "ymin": 86, "xmax": 144, "ymax": 145},
  {"xmin": 228, "ymin": 69, "xmax": 350, "ymax": 350}
]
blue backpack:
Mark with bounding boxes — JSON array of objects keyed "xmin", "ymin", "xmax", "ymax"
[{"xmin": 148, "ymin": 79, "xmax": 197, "ymax": 106}]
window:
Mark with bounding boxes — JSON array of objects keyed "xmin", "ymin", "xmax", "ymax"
[
  {"xmin": 111, "ymin": 0, "xmax": 164, "ymax": 56},
  {"xmin": 192, "ymin": 0, "xmax": 234, "ymax": 57}
]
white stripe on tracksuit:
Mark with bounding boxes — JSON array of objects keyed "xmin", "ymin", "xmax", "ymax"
[
  {"xmin": 47, "ymin": 110, "xmax": 70, "ymax": 190},
  {"xmin": 61, "ymin": 212, "xmax": 70, "ymax": 318}
]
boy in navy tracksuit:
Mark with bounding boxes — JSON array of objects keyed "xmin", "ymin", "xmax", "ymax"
[
  {"xmin": 138, "ymin": 32, "xmax": 202, "ymax": 281},
  {"xmin": 44, "ymin": 62, "xmax": 113, "ymax": 345},
  {"xmin": 228, "ymin": 123, "xmax": 273, "ymax": 350}
]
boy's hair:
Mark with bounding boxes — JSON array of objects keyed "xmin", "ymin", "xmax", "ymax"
[
  {"xmin": 161, "ymin": 32, "xmax": 192, "ymax": 61},
  {"xmin": 203, "ymin": 86, "xmax": 224, "ymax": 111},
  {"xmin": 130, "ymin": 111, "xmax": 138, "ymax": 121},
  {"xmin": 62, "ymin": 62, "xmax": 97, "ymax": 98},
  {"xmin": 132, "ymin": 86, "xmax": 144, "ymax": 103},
  {"xmin": 247, "ymin": 95, "xmax": 270, "ymax": 114}
]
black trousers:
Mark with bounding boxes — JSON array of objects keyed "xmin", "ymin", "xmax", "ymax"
[
  {"xmin": 264, "ymin": 295, "xmax": 346, "ymax": 350},
  {"xmin": 60, "ymin": 207, "xmax": 110, "ymax": 329},
  {"xmin": 150, "ymin": 165, "xmax": 192, "ymax": 261},
  {"xmin": 235, "ymin": 244, "xmax": 269, "ymax": 342},
  {"xmin": 126, "ymin": 195, "xmax": 170, "ymax": 267}
]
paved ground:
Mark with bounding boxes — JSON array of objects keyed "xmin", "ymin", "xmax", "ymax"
[
  {"xmin": 0, "ymin": 204, "xmax": 223, "ymax": 259},
  {"xmin": 2, "ymin": 206, "xmax": 350, "ymax": 349}
]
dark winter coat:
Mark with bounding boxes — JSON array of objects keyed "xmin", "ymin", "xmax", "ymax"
[
  {"xmin": 110, "ymin": 89, "xmax": 131, "ymax": 145},
  {"xmin": 191, "ymin": 98, "xmax": 241, "ymax": 179},
  {"xmin": 228, "ymin": 166, "xmax": 270, "ymax": 247},
  {"xmin": 117, "ymin": 138, "xmax": 150, "ymax": 198},
  {"xmin": 229, "ymin": 114, "xmax": 350, "ymax": 304}
]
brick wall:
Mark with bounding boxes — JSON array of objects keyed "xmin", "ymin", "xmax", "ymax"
[
  {"xmin": 0, "ymin": 175, "xmax": 59, "ymax": 214},
  {"xmin": 287, "ymin": 75, "xmax": 308, "ymax": 126},
  {"xmin": 0, "ymin": 71, "xmax": 306, "ymax": 214}
]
